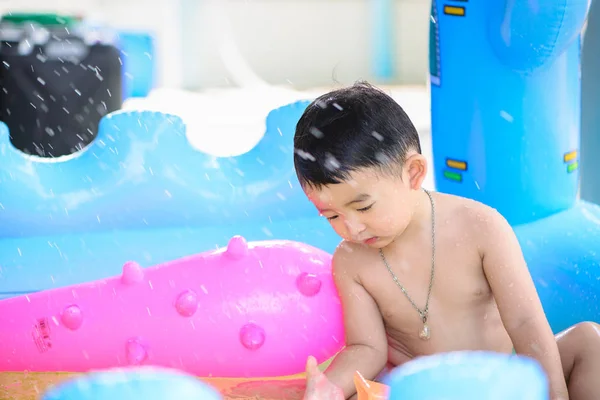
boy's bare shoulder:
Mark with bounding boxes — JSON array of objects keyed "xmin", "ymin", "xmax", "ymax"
[
  {"xmin": 331, "ymin": 240, "xmax": 374, "ymax": 282},
  {"xmin": 434, "ymin": 191, "xmax": 511, "ymax": 243}
]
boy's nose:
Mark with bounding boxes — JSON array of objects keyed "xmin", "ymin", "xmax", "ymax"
[{"xmin": 344, "ymin": 218, "xmax": 366, "ymax": 236}]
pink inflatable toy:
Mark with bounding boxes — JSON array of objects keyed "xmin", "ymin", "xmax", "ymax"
[{"xmin": 0, "ymin": 236, "xmax": 344, "ymax": 377}]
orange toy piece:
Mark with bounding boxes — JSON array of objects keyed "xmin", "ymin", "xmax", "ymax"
[{"xmin": 354, "ymin": 371, "xmax": 389, "ymax": 400}]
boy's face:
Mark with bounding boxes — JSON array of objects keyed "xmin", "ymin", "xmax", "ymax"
[{"xmin": 304, "ymin": 158, "xmax": 426, "ymax": 248}]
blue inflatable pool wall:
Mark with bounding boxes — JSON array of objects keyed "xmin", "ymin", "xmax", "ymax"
[
  {"xmin": 384, "ymin": 351, "xmax": 548, "ymax": 400},
  {"xmin": 0, "ymin": 102, "xmax": 346, "ymax": 300},
  {"xmin": 0, "ymin": 102, "xmax": 313, "ymax": 238},
  {"xmin": 429, "ymin": 0, "xmax": 600, "ymax": 333},
  {"xmin": 40, "ymin": 352, "xmax": 549, "ymax": 399},
  {"xmin": 42, "ymin": 366, "xmax": 222, "ymax": 400}
]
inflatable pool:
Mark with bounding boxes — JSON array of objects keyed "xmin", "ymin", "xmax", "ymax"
[
  {"xmin": 26, "ymin": 351, "xmax": 549, "ymax": 400},
  {"xmin": 0, "ymin": 102, "xmax": 346, "ymax": 301},
  {"xmin": 0, "ymin": 236, "xmax": 344, "ymax": 377}
]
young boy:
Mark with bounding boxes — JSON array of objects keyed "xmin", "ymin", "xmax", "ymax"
[{"xmin": 293, "ymin": 82, "xmax": 600, "ymax": 400}]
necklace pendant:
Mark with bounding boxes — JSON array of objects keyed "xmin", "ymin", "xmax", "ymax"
[{"xmin": 419, "ymin": 323, "xmax": 431, "ymax": 340}]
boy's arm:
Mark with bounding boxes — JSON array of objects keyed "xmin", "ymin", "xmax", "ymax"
[
  {"xmin": 479, "ymin": 207, "xmax": 568, "ymax": 400},
  {"xmin": 324, "ymin": 244, "xmax": 389, "ymax": 398}
]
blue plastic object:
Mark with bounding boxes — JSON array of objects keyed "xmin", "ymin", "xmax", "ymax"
[
  {"xmin": 430, "ymin": 0, "xmax": 591, "ymax": 226},
  {"xmin": 0, "ymin": 101, "xmax": 312, "ymax": 238},
  {"xmin": 429, "ymin": 0, "xmax": 600, "ymax": 333},
  {"xmin": 371, "ymin": 0, "xmax": 395, "ymax": 81},
  {"xmin": 514, "ymin": 201, "xmax": 600, "ymax": 333},
  {"xmin": 384, "ymin": 351, "xmax": 548, "ymax": 400},
  {"xmin": 42, "ymin": 366, "xmax": 222, "ymax": 400},
  {"xmin": 118, "ymin": 31, "xmax": 156, "ymax": 99}
]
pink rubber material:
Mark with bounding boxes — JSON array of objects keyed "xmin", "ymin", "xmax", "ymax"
[{"xmin": 0, "ymin": 236, "xmax": 344, "ymax": 377}]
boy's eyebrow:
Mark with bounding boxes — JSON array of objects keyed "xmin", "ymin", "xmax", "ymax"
[
  {"xmin": 318, "ymin": 193, "xmax": 371, "ymax": 213},
  {"xmin": 345, "ymin": 193, "xmax": 371, "ymax": 206}
]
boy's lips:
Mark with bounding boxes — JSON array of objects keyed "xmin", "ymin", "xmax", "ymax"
[{"xmin": 363, "ymin": 237, "xmax": 378, "ymax": 244}]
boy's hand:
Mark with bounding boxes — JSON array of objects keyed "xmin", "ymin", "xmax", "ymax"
[{"xmin": 303, "ymin": 356, "xmax": 345, "ymax": 400}]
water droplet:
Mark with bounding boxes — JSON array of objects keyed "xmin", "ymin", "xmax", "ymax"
[
  {"xmin": 315, "ymin": 100, "xmax": 327, "ymax": 109},
  {"xmin": 375, "ymin": 152, "xmax": 391, "ymax": 164},
  {"xmin": 294, "ymin": 149, "xmax": 316, "ymax": 162},
  {"xmin": 371, "ymin": 131, "xmax": 384, "ymax": 141},
  {"xmin": 309, "ymin": 127, "xmax": 323, "ymax": 138},
  {"xmin": 324, "ymin": 153, "xmax": 341, "ymax": 171},
  {"xmin": 500, "ymin": 110, "xmax": 514, "ymax": 122}
]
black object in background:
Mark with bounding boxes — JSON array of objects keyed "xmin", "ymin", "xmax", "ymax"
[{"xmin": 0, "ymin": 17, "xmax": 123, "ymax": 157}]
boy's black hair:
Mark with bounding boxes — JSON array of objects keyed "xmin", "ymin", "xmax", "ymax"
[{"xmin": 293, "ymin": 81, "xmax": 421, "ymax": 189}]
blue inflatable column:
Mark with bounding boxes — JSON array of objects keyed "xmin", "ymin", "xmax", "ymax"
[
  {"xmin": 384, "ymin": 351, "xmax": 548, "ymax": 400},
  {"xmin": 42, "ymin": 366, "xmax": 222, "ymax": 400},
  {"xmin": 430, "ymin": 0, "xmax": 590, "ymax": 225},
  {"xmin": 429, "ymin": 0, "xmax": 600, "ymax": 334}
]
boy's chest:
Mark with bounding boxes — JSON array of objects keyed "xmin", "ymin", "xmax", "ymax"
[{"xmin": 361, "ymin": 241, "xmax": 493, "ymax": 328}]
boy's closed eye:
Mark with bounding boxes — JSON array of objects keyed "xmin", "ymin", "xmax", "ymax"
[
  {"xmin": 357, "ymin": 203, "xmax": 375, "ymax": 213},
  {"xmin": 322, "ymin": 203, "xmax": 376, "ymax": 221}
]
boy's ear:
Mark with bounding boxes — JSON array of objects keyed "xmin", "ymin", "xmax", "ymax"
[{"xmin": 404, "ymin": 153, "xmax": 428, "ymax": 190}]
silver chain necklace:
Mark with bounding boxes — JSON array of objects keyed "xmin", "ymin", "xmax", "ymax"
[{"xmin": 379, "ymin": 188, "xmax": 436, "ymax": 341}]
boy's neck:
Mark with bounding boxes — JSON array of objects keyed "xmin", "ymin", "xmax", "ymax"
[{"xmin": 390, "ymin": 188, "xmax": 433, "ymax": 246}]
